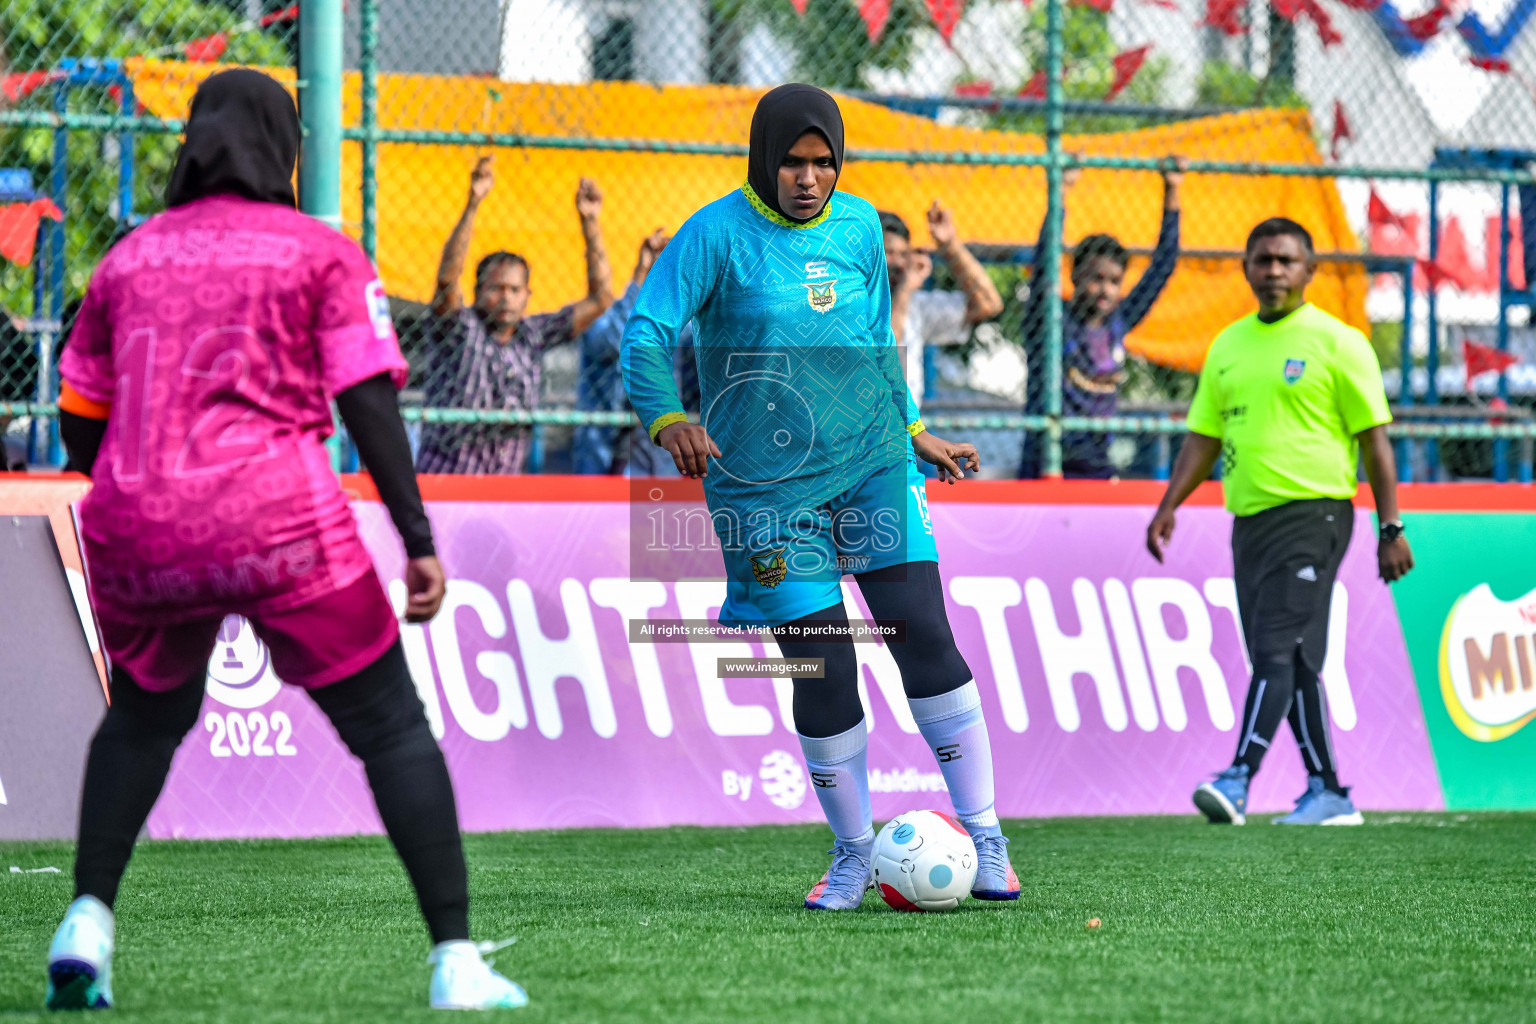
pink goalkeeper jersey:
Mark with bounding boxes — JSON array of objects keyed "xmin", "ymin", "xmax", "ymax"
[{"xmin": 59, "ymin": 195, "xmax": 408, "ymax": 625}]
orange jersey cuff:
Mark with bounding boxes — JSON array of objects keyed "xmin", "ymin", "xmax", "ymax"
[{"xmin": 59, "ymin": 381, "xmax": 111, "ymax": 420}]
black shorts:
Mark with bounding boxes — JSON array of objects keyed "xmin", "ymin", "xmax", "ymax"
[{"xmin": 1231, "ymin": 498, "xmax": 1354, "ymax": 673}]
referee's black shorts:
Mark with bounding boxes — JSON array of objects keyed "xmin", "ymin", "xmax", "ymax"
[{"xmin": 1231, "ymin": 497, "xmax": 1354, "ymax": 673}]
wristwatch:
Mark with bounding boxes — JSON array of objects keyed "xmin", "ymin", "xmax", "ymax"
[{"xmin": 1379, "ymin": 520, "xmax": 1406, "ymax": 543}]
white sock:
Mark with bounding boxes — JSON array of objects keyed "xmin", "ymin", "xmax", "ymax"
[
  {"xmin": 430, "ymin": 940, "xmax": 479, "ymax": 963},
  {"xmin": 909, "ymin": 681, "xmax": 999, "ymax": 833},
  {"xmin": 798, "ymin": 720, "xmax": 874, "ymax": 847}
]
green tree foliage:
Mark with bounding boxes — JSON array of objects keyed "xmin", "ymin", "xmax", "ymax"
[
  {"xmin": 984, "ymin": 5, "xmax": 1170, "ymax": 133},
  {"xmin": 0, "ymin": 0, "xmax": 289, "ymax": 315},
  {"xmin": 710, "ymin": 0, "xmax": 926, "ymax": 90},
  {"xmin": 1195, "ymin": 59, "xmax": 1307, "ymax": 109}
]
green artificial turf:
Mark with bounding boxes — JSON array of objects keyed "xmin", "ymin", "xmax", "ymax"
[{"xmin": 3, "ymin": 814, "xmax": 1536, "ymax": 1022}]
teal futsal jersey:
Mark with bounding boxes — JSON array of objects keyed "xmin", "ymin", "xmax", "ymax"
[
  {"xmin": 621, "ymin": 185, "xmax": 921, "ymax": 519},
  {"xmin": 620, "ymin": 184, "xmax": 934, "ymax": 627}
]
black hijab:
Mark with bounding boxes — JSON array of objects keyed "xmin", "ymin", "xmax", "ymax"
[
  {"xmin": 167, "ymin": 69, "xmax": 300, "ymax": 208},
  {"xmin": 746, "ymin": 84, "xmax": 845, "ymax": 222}
]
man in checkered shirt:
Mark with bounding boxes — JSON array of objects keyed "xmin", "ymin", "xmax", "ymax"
[{"xmin": 415, "ymin": 156, "xmax": 615, "ymax": 474}]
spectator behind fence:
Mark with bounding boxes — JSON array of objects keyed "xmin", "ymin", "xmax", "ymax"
[
  {"xmin": 415, "ymin": 155, "xmax": 614, "ymax": 474},
  {"xmin": 572, "ymin": 229, "xmax": 698, "ymax": 476},
  {"xmin": 879, "ymin": 202, "xmax": 1003, "ymax": 406},
  {"xmin": 1020, "ymin": 156, "xmax": 1184, "ymax": 479}
]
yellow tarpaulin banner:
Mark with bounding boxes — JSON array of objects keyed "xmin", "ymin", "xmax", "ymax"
[{"xmin": 126, "ymin": 60, "xmax": 1366, "ymax": 370}]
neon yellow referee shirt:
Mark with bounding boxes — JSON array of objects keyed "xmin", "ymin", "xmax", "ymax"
[{"xmin": 1186, "ymin": 303, "xmax": 1392, "ymax": 517}]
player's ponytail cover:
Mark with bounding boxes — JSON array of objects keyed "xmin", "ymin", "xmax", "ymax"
[
  {"xmin": 167, "ymin": 69, "xmax": 300, "ymax": 209},
  {"xmin": 747, "ymin": 84, "xmax": 844, "ymax": 222}
]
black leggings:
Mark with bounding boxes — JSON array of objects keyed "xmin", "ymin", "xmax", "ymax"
[
  {"xmin": 771, "ymin": 561, "xmax": 972, "ymax": 738},
  {"xmin": 73, "ymin": 640, "xmax": 470, "ymax": 944}
]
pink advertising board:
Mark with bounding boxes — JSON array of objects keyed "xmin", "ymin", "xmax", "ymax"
[{"xmin": 132, "ymin": 478, "xmax": 1441, "ymax": 839}]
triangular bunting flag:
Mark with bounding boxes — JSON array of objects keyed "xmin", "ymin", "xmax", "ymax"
[
  {"xmin": 925, "ymin": 0, "xmax": 966, "ymax": 43},
  {"xmin": 1205, "ymin": 0, "xmax": 1247, "ymax": 33},
  {"xmin": 1404, "ymin": 5, "xmax": 1450, "ymax": 40},
  {"xmin": 1469, "ymin": 55, "xmax": 1511, "ymax": 71},
  {"xmin": 858, "ymin": 0, "xmax": 892, "ymax": 41},
  {"xmin": 1331, "ymin": 99, "xmax": 1353, "ymax": 159},
  {"xmin": 1019, "ymin": 71, "xmax": 1047, "ymax": 99},
  {"xmin": 0, "ymin": 199, "xmax": 64, "ymax": 267},
  {"xmin": 184, "ymin": 32, "xmax": 229, "ymax": 63},
  {"xmin": 2, "ymin": 71, "xmax": 56, "ymax": 104},
  {"xmin": 1368, "ymin": 190, "xmax": 1413, "ymax": 233},
  {"xmin": 1105, "ymin": 45, "xmax": 1151, "ymax": 101},
  {"xmin": 1464, "ymin": 339, "xmax": 1520, "ymax": 379},
  {"xmin": 1273, "ymin": 0, "xmax": 1343, "ymax": 46}
]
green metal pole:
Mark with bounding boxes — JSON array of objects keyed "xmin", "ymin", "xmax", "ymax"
[
  {"xmin": 1042, "ymin": 0, "xmax": 1065, "ymax": 478},
  {"xmin": 299, "ymin": 0, "xmax": 345, "ymax": 471},
  {"xmin": 298, "ymin": 0, "xmax": 344, "ymax": 229},
  {"xmin": 360, "ymin": 0, "xmax": 379, "ymax": 259}
]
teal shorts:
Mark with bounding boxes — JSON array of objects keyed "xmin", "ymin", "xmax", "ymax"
[{"xmin": 716, "ymin": 458, "xmax": 939, "ymax": 629}]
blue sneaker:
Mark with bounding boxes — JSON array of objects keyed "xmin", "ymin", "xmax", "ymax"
[
  {"xmin": 969, "ymin": 833, "xmax": 1020, "ymax": 901},
  {"xmin": 1274, "ymin": 777, "xmax": 1364, "ymax": 826},
  {"xmin": 45, "ymin": 896, "xmax": 114, "ymax": 1010},
  {"xmin": 804, "ymin": 841, "xmax": 873, "ymax": 910},
  {"xmin": 1193, "ymin": 764, "xmax": 1250, "ymax": 824}
]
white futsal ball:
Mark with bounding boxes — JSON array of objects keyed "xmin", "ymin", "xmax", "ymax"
[{"xmin": 871, "ymin": 809, "xmax": 978, "ymax": 912}]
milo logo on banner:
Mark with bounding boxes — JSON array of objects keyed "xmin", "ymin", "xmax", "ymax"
[{"xmin": 1440, "ymin": 584, "xmax": 1536, "ymax": 742}]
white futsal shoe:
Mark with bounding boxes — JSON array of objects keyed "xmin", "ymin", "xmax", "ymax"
[
  {"xmin": 45, "ymin": 896, "xmax": 115, "ymax": 1010},
  {"xmin": 428, "ymin": 939, "xmax": 528, "ymax": 1011}
]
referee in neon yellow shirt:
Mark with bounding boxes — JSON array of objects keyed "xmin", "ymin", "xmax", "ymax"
[{"xmin": 1146, "ymin": 217, "xmax": 1415, "ymax": 826}]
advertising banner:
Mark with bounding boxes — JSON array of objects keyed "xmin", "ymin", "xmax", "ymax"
[
  {"xmin": 132, "ymin": 483, "xmax": 1442, "ymax": 839},
  {"xmin": 1390, "ymin": 509, "xmax": 1536, "ymax": 809},
  {"xmin": 0, "ymin": 515, "xmax": 107, "ymax": 840}
]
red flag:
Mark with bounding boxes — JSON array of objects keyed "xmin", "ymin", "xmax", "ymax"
[
  {"xmin": 789, "ymin": 0, "xmax": 809, "ymax": 13},
  {"xmin": 1330, "ymin": 99, "xmax": 1352, "ymax": 159},
  {"xmin": 0, "ymin": 199, "xmax": 63, "ymax": 267},
  {"xmin": 925, "ymin": 0, "xmax": 966, "ymax": 43},
  {"xmin": 1205, "ymin": 0, "xmax": 1246, "ymax": 33},
  {"xmin": 954, "ymin": 80, "xmax": 993, "ymax": 97},
  {"xmin": 1464, "ymin": 339, "xmax": 1520, "ymax": 379},
  {"xmin": 2, "ymin": 71, "xmax": 55, "ymax": 104},
  {"xmin": 1018, "ymin": 71, "xmax": 1047, "ymax": 99},
  {"xmin": 1404, "ymin": 5, "xmax": 1449, "ymax": 40},
  {"xmin": 1333, "ymin": 0, "xmax": 1381, "ymax": 8},
  {"xmin": 259, "ymin": 3, "xmax": 299, "ymax": 26},
  {"xmin": 1104, "ymin": 45, "xmax": 1150, "ymax": 101},
  {"xmin": 1272, "ymin": 0, "xmax": 1342, "ymax": 46},
  {"xmin": 1470, "ymin": 56, "xmax": 1512, "ymax": 72},
  {"xmin": 1419, "ymin": 254, "xmax": 1478, "ymax": 291},
  {"xmin": 1306, "ymin": 0, "xmax": 1344, "ymax": 46},
  {"xmin": 858, "ymin": 0, "xmax": 892, "ymax": 41},
  {"xmin": 1072, "ymin": 0, "xmax": 1115, "ymax": 11},
  {"xmin": 1368, "ymin": 190, "xmax": 1412, "ymax": 233},
  {"xmin": 184, "ymin": 32, "xmax": 229, "ymax": 63}
]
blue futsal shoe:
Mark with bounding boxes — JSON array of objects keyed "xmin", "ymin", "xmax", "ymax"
[
  {"xmin": 45, "ymin": 896, "xmax": 114, "ymax": 1010},
  {"xmin": 1193, "ymin": 764, "xmax": 1250, "ymax": 825},
  {"xmin": 1274, "ymin": 777, "xmax": 1364, "ymax": 826},
  {"xmin": 969, "ymin": 832, "xmax": 1021, "ymax": 901},
  {"xmin": 804, "ymin": 841, "xmax": 873, "ymax": 910}
]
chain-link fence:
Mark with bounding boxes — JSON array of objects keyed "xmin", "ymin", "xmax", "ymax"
[
  {"xmin": 0, "ymin": 1, "xmax": 296, "ymax": 468},
  {"xmin": 4, "ymin": 0, "xmax": 1535, "ymax": 479}
]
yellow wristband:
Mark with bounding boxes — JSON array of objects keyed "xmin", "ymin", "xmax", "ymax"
[
  {"xmin": 906, "ymin": 419, "xmax": 926, "ymax": 438},
  {"xmin": 647, "ymin": 411, "xmax": 690, "ymax": 443}
]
